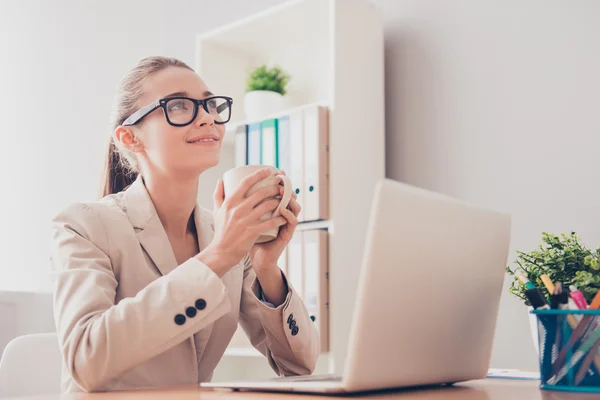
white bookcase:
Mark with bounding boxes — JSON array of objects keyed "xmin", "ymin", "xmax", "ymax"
[{"xmin": 196, "ymin": 0, "xmax": 385, "ymax": 379}]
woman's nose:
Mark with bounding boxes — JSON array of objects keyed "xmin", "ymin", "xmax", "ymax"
[{"xmin": 194, "ymin": 108, "xmax": 215, "ymax": 127}]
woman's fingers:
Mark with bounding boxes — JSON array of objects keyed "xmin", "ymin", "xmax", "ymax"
[
  {"xmin": 256, "ymin": 215, "xmax": 288, "ymax": 233},
  {"xmin": 287, "ymin": 197, "xmax": 301, "ymax": 217},
  {"xmin": 279, "ymin": 185, "xmax": 297, "ymax": 198},
  {"xmin": 281, "ymin": 206, "xmax": 299, "ymax": 226},
  {"xmin": 248, "ymin": 198, "xmax": 281, "ymax": 221},
  {"xmin": 245, "ymin": 185, "xmax": 281, "ymax": 209},
  {"xmin": 228, "ymin": 167, "xmax": 272, "ymax": 205}
]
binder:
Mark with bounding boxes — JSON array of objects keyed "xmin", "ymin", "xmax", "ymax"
[
  {"xmin": 277, "ymin": 116, "xmax": 291, "ymax": 176},
  {"xmin": 303, "ymin": 229, "xmax": 329, "ymax": 352},
  {"xmin": 287, "ymin": 230, "xmax": 304, "ymax": 301},
  {"xmin": 288, "ymin": 110, "xmax": 305, "ymax": 222},
  {"xmin": 234, "ymin": 124, "xmax": 248, "ymax": 167},
  {"xmin": 302, "ymin": 106, "xmax": 329, "ymax": 221},
  {"xmin": 247, "ymin": 122, "xmax": 261, "ymax": 165},
  {"xmin": 260, "ymin": 119, "xmax": 278, "ymax": 168}
]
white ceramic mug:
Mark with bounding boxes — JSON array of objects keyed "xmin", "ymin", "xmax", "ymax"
[{"xmin": 222, "ymin": 165, "xmax": 293, "ymax": 243}]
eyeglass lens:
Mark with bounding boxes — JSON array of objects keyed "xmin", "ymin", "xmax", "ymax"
[{"xmin": 165, "ymin": 97, "xmax": 230, "ymax": 125}]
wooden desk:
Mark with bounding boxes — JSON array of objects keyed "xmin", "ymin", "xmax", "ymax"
[{"xmin": 4, "ymin": 380, "xmax": 599, "ymax": 400}]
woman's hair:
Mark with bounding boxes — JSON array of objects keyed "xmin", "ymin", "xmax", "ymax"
[{"xmin": 99, "ymin": 56, "xmax": 193, "ymax": 198}]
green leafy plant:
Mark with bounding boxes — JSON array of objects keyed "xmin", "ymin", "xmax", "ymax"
[
  {"xmin": 506, "ymin": 232, "xmax": 600, "ymax": 305},
  {"xmin": 245, "ymin": 65, "xmax": 290, "ymax": 95}
]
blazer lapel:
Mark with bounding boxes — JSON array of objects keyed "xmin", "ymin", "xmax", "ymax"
[
  {"xmin": 193, "ymin": 204, "xmax": 214, "ymax": 253},
  {"xmin": 124, "ymin": 176, "xmax": 178, "ymax": 276}
]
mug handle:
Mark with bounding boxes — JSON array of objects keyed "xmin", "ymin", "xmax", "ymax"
[{"xmin": 273, "ymin": 174, "xmax": 293, "ymax": 217}]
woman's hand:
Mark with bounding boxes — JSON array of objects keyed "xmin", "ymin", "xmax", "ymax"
[
  {"xmin": 249, "ymin": 173, "xmax": 301, "ymax": 274},
  {"xmin": 197, "ymin": 167, "xmax": 287, "ymax": 277}
]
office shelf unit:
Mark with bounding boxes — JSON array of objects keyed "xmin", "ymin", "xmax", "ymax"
[{"xmin": 196, "ymin": 0, "xmax": 385, "ymax": 376}]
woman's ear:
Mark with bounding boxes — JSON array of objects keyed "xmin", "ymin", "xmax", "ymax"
[{"xmin": 115, "ymin": 126, "xmax": 144, "ymax": 153}]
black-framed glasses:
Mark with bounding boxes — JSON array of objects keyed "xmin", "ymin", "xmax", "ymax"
[{"xmin": 122, "ymin": 96, "xmax": 233, "ymax": 127}]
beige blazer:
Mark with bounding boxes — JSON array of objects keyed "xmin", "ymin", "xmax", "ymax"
[{"xmin": 49, "ymin": 176, "xmax": 319, "ymax": 393}]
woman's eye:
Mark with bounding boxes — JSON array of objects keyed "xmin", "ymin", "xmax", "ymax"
[
  {"xmin": 168, "ymin": 101, "xmax": 187, "ymax": 111},
  {"xmin": 207, "ymin": 100, "xmax": 217, "ymax": 109}
]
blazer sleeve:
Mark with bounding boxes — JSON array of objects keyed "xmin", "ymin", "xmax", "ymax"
[
  {"xmin": 237, "ymin": 256, "xmax": 320, "ymax": 376},
  {"xmin": 49, "ymin": 203, "xmax": 232, "ymax": 392}
]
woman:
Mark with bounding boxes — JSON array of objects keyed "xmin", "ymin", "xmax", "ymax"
[{"xmin": 50, "ymin": 56, "xmax": 319, "ymax": 393}]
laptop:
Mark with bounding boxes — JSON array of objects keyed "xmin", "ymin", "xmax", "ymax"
[{"xmin": 201, "ymin": 178, "xmax": 512, "ymax": 394}]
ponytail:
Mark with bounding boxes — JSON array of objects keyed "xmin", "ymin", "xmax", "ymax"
[
  {"xmin": 98, "ymin": 138, "xmax": 138, "ymax": 199},
  {"xmin": 99, "ymin": 56, "xmax": 193, "ymax": 199}
]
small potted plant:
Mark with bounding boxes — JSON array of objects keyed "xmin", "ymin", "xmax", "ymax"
[
  {"xmin": 244, "ymin": 64, "xmax": 290, "ymax": 121},
  {"xmin": 506, "ymin": 232, "xmax": 600, "ymax": 353}
]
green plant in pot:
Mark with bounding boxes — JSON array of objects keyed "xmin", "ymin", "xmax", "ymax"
[
  {"xmin": 244, "ymin": 64, "xmax": 290, "ymax": 121},
  {"xmin": 506, "ymin": 232, "xmax": 600, "ymax": 353}
]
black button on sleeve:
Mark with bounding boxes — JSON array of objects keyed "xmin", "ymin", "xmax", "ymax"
[
  {"xmin": 310, "ymin": 315, "xmax": 316, "ymax": 322},
  {"xmin": 195, "ymin": 299, "xmax": 207, "ymax": 310},
  {"xmin": 291, "ymin": 326, "xmax": 299, "ymax": 336},
  {"xmin": 174, "ymin": 314, "xmax": 186, "ymax": 326},
  {"xmin": 289, "ymin": 320, "xmax": 297, "ymax": 329},
  {"xmin": 186, "ymin": 307, "xmax": 197, "ymax": 318},
  {"xmin": 287, "ymin": 314, "xmax": 294, "ymax": 324}
]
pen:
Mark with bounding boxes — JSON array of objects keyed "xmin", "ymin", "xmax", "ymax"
[
  {"xmin": 575, "ymin": 335, "xmax": 600, "ymax": 385},
  {"xmin": 569, "ymin": 285, "xmax": 589, "ymax": 310},
  {"xmin": 550, "ymin": 283, "xmax": 600, "ymax": 378},
  {"xmin": 566, "ymin": 297, "xmax": 581, "ymax": 321},
  {"xmin": 517, "ymin": 272, "xmax": 537, "ymax": 290},
  {"xmin": 547, "ymin": 280, "xmax": 578, "ymax": 328},
  {"xmin": 524, "ymin": 283, "xmax": 553, "ymax": 380},
  {"xmin": 550, "ymin": 283, "xmax": 567, "ymax": 378},
  {"xmin": 518, "ymin": 272, "xmax": 550, "ymax": 310},
  {"xmin": 547, "ymin": 323, "xmax": 600, "ymax": 385},
  {"xmin": 551, "ymin": 282, "xmax": 564, "ymax": 309},
  {"xmin": 551, "ymin": 289, "xmax": 600, "ymax": 377},
  {"xmin": 588, "ymin": 289, "xmax": 600, "ymax": 310},
  {"xmin": 525, "ymin": 288, "xmax": 550, "ymax": 310}
]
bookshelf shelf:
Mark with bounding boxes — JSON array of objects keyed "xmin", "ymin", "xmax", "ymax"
[
  {"xmin": 196, "ymin": 0, "xmax": 385, "ymax": 377},
  {"xmin": 296, "ymin": 220, "xmax": 331, "ymax": 232}
]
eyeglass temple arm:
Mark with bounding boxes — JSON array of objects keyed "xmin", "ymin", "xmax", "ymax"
[
  {"xmin": 122, "ymin": 101, "xmax": 160, "ymax": 126},
  {"xmin": 216, "ymin": 100, "xmax": 230, "ymax": 115}
]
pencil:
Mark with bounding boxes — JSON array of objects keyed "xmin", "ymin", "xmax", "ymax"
[
  {"xmin": 575, "ymin": 335, "xmax": 600, "ymax": 385},
  {"xmin": 541, "ymin": 274, "xmax": 555, "ymax": 294},
  {"xmin": 551, "ymin": 289, "xmax": 600, "ymax": 377}
]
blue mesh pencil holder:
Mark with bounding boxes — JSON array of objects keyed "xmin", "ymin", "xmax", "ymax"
[{"xmin": 532, "ymin": 309, "xmax": 600, "ymax": 392}]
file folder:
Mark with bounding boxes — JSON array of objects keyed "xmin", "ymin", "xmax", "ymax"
[
  {"xmin": 288, "ymin": 110, "xmax": 305, "ymax": 222},
  {"xmin": 302, "ymin": 106, "xmax": 329, "ymax": 221},
  {"xmin": 287, "ymin": 231, "xmax": 304, "ymax": 300},
  {"xmin": 234, "ymin": 124, "xmax": 248, "ymax": 167},
  {"xmin": 247, "ymin": 122, "xmax": 261, "ymax": 165},
  {"xmin": 277, "ymin": 116, "xmax": 291, "ymax": 176},
  {"xmin": 261, "ymin": 119, "xmax": 278, "ymax": 168},
  {"xmin": 303, "ymin": 229, "xmax": 329, "ymax": 351}
]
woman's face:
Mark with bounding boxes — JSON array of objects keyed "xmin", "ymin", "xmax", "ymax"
[{"xmin": 127, "ymin": 67, "xmax": 226, "ymax": 179}]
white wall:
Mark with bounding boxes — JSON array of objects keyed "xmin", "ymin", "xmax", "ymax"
[
  {"xmin": 0, "ymin": 292, "xmax": 54, "ymax": 357},
  {"xmin": 0, "ymin": 0, "xmax": 285, "ymax": 293},
  {"xmin": 0, "ymin": 0, "xmax": 165, "ymax": 292},
  {"xmin": 160, "ymin": 0, "xmax": 283, "ymax": 68},
  {"xmin": 381, "ymin": 0, "xmax": 600, "ymax": 370}
]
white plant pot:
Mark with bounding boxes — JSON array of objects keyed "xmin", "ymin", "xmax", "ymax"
[
  {"xmin": 243, "ymin": 90, "xmax": 285, "ymax": 121},
  {"xmin": 528, "ymin": 307, "xmax": 540, "ymax": 356}
]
